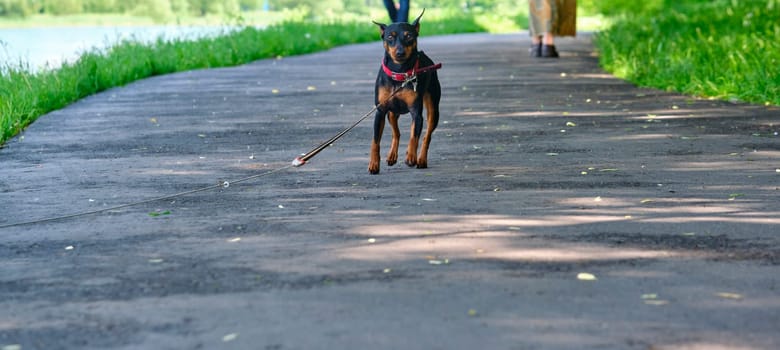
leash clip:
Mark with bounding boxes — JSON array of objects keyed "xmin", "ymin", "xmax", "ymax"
[
  {"xmin": 291, "ymin": 155, "xmax": 307, "ymax": 167},
  {"xmin": 403, "ymin": 74, "xmax": 418, "ymax": 91}
]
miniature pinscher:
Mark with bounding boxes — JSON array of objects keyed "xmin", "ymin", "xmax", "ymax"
[{"xmin": 369, "ymin": 10, "xmax": 441, "ymax": 174}]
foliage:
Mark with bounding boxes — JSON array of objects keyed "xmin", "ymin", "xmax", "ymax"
[
  {"xmin": 1, "ymin": 0, "xmax": 250, "ymax": 18},
  {"xmin": 1, "ymin": 0, "xmax": 533, "ymax": 20},
  {"xmin": 595, "ymin": 0, "xmax": 780, "ymax": 105}
]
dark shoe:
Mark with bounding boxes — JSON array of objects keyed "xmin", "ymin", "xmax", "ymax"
[
  {"xmin": 541, "ymin": 44, "xmax": 559, "ymax": 58},
  {"xmin": 529, "ymin": 42, "xmax": 542, "ymax": 57}
]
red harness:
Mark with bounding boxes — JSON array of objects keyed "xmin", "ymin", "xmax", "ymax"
[{"xmin": 382, "ymin": 56, "xmax": 442, "ymax": 82}]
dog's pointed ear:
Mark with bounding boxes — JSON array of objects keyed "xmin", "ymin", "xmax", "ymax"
[
  {"xmin": 372, "ymin": 20, "xmax": 387, "ymax": 37},
  {"xmin": 411, "ymin": 8, "xmax": 425, "ymax": 33}
]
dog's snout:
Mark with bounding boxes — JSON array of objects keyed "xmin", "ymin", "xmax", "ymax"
[{"xmin": 395, "ymin": 46, "xmax": 406, "ymax": 57}]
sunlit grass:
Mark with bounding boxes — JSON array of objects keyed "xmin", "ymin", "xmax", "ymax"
[
  {"xmin": 0, "ymin": 14, "xmax": 483, "ymax": 146},
  {"xmin": 595, "ymin": 0, "xmax": 780, "ymax": 106}
]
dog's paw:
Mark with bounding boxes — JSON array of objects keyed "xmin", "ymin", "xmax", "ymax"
[
  {"xmin": 405, "ymin": 153, "xmax": 417, "ymax": 167},
  {"xmin": 387, "ymin": 153, "xmax": 398, "ymax": 166},
  {"xmin": 368, "ymin": 163, "xmax": 381, "ymax": 174},
  {"xmin": 416, "ymin": 158, "xmax": 428, "ymax": 169}
]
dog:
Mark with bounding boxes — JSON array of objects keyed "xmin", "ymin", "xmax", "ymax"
[{"xmin": 369, "ymin": 10, "xmax": 441, "ymax": 174}]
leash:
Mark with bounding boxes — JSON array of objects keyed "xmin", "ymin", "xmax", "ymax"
[
  {"xmin": 292, "ymin": 61, "xmax": 442, "ymax": 167},
  {"xmin": 0, "ymin": 61, "xmax": 442, "ymax": 229},
  {"xmin": 0, "ymin": 165, "xmax": 294, "ymax": 229}
]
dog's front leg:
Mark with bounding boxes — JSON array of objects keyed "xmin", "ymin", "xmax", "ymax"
[
  {"xmin": 405, "ymin": 106, "xmax": 423, "ymax": 167},
  {"xmin": 386, "ymin": 111, "xmax": 400, "ymax": 166},
  {"xmin": 417, "ymin": 93, "xmax": 439, "ymax": 169},
  {"xmin": 369, "ymin": 109, "xmax": 386, "ymax": 174}
]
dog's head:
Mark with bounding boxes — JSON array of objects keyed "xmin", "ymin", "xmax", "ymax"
[{"xmin": 374, "ymin": 10, "xmax": 424, "ymax": 65}]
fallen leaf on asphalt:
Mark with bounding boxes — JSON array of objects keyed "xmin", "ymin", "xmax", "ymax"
[
  {"xmin": 367, "ymin": 238, "xmax": 376, "ymax": 243},
  {"xmin": 716, "ymin": 292, "xmax": 743, "ymax": 300},
  {"xmin": 599, "ymin": 168, "xmax": 619, "ymax": 172},
  {"xmin": 577, "ymin": 272, "xmax": 597, "ymax": 281},
  {"xmin": 307, "ymin": 86, "xmax": 317, "ymax": 91},
  {"xmin": 644, "ymin": 300, "xmax": 669, "ymax": 306},
  {"xmin": 640, "ymin": 199, "xmax": 654, "ymax": 203},
  {"xmin": 227, "ymin": 237, "xmax": 241, "ymax": 243},
  {"xmin": 2, "ymin": 344, "xmax": 22, "ymax": 350},
  {"xmin": 728, "ymin": 193, "xmax": 744, "ymax": 200},
  {"xmin": 594, "ymin": 196, "xmax": 602, "ymax": 202},
  {"xmin": 681, "ymin": 232, "xmax": 696, "ymax": 236},
  {"xmin": 383, "ymin": 268, "xmax": 392, "ymax": 273},
  {"xmin": 429, "ymin": 259, "xmax": 450, "ymax": 265},
  {"xmin": 148, "ymin": 258, "xmax": 164, "ymax": 264},
  {"xmin": 546, "ymin": 152, "xmax": 559, "ymax": 156},
  {"xmin": 468, "ymin": 309, "xmax": 478, "ymax": 316},
  {"xmin": 566, "ymin": 121, "xmax": 577, "ymax": 127},
  {"xmin": 277, "ymin": 204, "xmax": 285, "ymax": 209},
  {"xmin": 641, "ymin": 294, "xmax": 658, "ymax": 300},
  {"xmin": 580, "ymin": 171, "xmax": 588, "ymax": 175},
  {"xmin": 271, "ymin": 89, "xmax": 279, "ymax": 94},
  {"xmin": 222, "ymin": 333, "xmax": 238, "ymax": 342},
  {"xmin": 64, "ymin": 245, "xmax": 74, "ymax": 250},
  {"xmin": 148, "ymin": 210, "xmax": 171, "ymax": 217}
]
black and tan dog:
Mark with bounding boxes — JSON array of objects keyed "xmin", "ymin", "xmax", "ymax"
[{"xmin": 369, "ymin": 11, "xmax": 441, "ymax": 174}]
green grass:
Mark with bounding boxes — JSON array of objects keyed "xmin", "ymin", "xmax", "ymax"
[
  {"xmin": 594, "ymin": 0, "xmax": 780, "ymax": 105},
  {"xmin": 0, "ymin": 14, "xmax": 484, "ymax": 146}
]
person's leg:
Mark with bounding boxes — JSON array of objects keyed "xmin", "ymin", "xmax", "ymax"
[
  {"xmin": 397, "ymin": 0, "xmax": 410, "ymax": 23},
  {"xmin": 383, "ymin": 0, "xmax": 398, "ymax": 22},
  {"xmin": 528, "ymin": 0, "xmax": 551, "ymax": 57},
  {"xmin": 543, "ymin": 32, "xmax": 554, "ymax": 45},
  {"xmin": 540, "ymin": 1, "xmax": 559, "ymax": 58}
]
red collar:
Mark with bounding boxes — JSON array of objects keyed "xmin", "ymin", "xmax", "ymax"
[{"xmin": 382, "ymin": 56, "xmax": 442, "ymax": 82}]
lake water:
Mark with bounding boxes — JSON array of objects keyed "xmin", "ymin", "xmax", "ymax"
[{"xmin": 0, "ymin": 26, "xmax": 234, "ymax": 71}]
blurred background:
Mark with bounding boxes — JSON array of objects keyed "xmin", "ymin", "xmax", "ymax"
[{"xmin": 0, "ymin": 0, "xmax": 608, "ymax": 70}]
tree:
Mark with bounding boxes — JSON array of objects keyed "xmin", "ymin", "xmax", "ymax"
[
  {"xmin": 41, "ymin": 0, "xmax": 84, "ymax": 15},
  {"xmin": 0, "ymin": 0, "xmax": 37, "ymax": 17},
  {"xmin": 189, "ymin": 0, "xmax": 240, "ymax": 16},
  {"xmin": 131, "ymin": 0, "xmax": 174, "ymax": 22}
]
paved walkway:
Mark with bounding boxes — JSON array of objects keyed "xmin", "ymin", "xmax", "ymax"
[{"xmin": 1, "ymin": 33, "xmax": 779, "ymax": 350}]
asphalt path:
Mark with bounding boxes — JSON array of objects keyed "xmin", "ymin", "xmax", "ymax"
[{"xmin": 1, "ymin": 32, "xmax": 779, "ymax": 350}]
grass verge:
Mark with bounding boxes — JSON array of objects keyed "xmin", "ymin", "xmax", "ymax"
[
  {"xmin": 0, "ymin": 14, "xmax": 483, "ymax": 146},
  {"xmin": 594, "ymin": 0, "xmax": 779, "ymax": 105}
]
